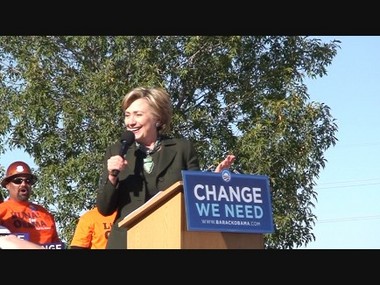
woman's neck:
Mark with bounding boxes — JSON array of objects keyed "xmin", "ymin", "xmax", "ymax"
[{"xmin": 137, "ymin": 136, "xmax": 161, "ymax": 155}]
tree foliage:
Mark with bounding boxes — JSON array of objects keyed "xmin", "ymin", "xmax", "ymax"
[{"xmin": 0, "ymin": 36, "xmax": 339, "ymax": 248}]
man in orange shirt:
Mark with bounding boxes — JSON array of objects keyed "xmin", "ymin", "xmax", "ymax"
[
  {"xmin": 0, "ymin": 161, "xmax": 62, "ymax": 246},
  {"xmin": 70, "ymin": 207, "xmax": 117, "ymax": 249}
]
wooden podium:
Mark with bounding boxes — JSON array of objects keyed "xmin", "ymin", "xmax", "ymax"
[{"xmin": 118, "ymin": 181, "xmax": 264, "ymax": 249}]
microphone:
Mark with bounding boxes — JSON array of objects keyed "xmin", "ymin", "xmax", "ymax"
[{"xmin": 111, "ymin": 130, "xmax": 135, "ymax": 177}]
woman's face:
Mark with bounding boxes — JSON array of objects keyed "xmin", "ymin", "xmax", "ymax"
[{"xmin": 124, "ymin": 98, "xmax": 158, "ymax": 146}]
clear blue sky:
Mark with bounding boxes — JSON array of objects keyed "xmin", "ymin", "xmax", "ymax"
[
  {"xmin": 303, "ymin": 35, "xmax": 380, "ymax": 249},
  {"xmin": 1, "ymin": 36, "xmax": 379, "ymax": 249}
]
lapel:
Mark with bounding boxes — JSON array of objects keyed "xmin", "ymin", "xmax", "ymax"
[
  {"xmin": 118, "ymin": 144, "xmax": 138, "ymax": 180},
  {"xmin": 155, "ymin": 138, "xmax": 177, "ymax": 176}
]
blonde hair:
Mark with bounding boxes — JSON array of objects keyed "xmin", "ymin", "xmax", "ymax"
[{"xmin": 121, "ymin": 87, "xmax": 173, "ymax": 135}]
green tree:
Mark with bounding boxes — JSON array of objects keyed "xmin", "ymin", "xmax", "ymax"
[{"xmin": 0, "ymin": 36, "xmax": 339, "ymax": 248}]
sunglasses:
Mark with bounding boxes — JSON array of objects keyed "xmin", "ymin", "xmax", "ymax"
[{"xmin": 11, "ymin": 178, "xmax": 33, "ymax": 185}]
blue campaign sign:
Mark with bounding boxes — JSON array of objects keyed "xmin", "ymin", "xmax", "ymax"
[
  {"xmin": 41, "ymin": 242, "xmax": 65, "ymax": 249},
  {"xmin": 182, "ymin": 170, "xmax": 274, "ymax": 234}
]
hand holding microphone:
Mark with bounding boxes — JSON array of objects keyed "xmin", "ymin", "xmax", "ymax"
[{"xmin": 110, "ymin": 130, "xmax": 135, "ymax": 177}]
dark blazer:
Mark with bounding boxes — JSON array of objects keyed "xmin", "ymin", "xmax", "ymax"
[{"xmin": 96, "ymin": 136, "xmax": 200, "ymax": 249}]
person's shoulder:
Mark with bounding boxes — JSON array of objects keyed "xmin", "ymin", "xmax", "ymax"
[
  {"xmin": 81, "ymin": 208, "xmax": 99, "ymax": 218},
  {"xmin": 106, "ymin": 139, "xmax": 136, "ymax": 156},
  {"xmin": 106, "ymin": 141, "xmax": 120, "ymax": 151},
  {"xmin": 161, "ymin": 136, "xmax": 192, "ymax": 145},
  {"xmin": 0, "ymin": 199, "xmax": 12, "ymax": 210},
  {"xmin": 29, "ymin": 202, "xmax": 54, "ymax": 214}
]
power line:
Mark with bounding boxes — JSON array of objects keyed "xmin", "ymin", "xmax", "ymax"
[
  {"xmin": 315, "ymin": 178, "xmax": 380, "ymax": 190},
  {"xmin": 317, "ymin": 214, "xmax": 380, "ymax": 223}
]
